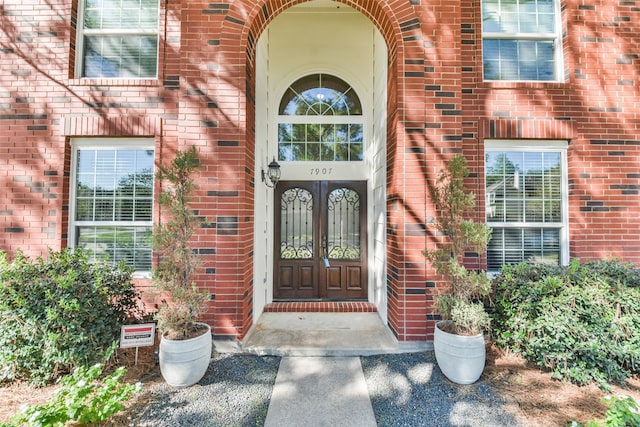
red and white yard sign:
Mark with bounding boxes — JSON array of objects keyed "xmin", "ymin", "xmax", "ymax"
[{"xmin": 120, "ymin": 323, "xmax": 156, "ymax": 348}]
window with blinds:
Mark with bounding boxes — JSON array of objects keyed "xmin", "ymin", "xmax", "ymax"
[
  {"xmin": 70, "ymin": 140, "xmax": 154, "ymax": 272},
  {"xmin": 485, "ymin": 142, "xmax": 567, "ymax": 271},
  {"xmin": 76, "ymin": 0, "xmax": 159, "ymax": 78},
  {"xmin": 481, "ymin": 0, "xmax": 562, "ymax": 81}
]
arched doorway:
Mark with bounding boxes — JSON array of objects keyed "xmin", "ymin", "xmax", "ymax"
[{"xmin": 253, "ymin": 1, "xmax": 388, "ymax": 318}]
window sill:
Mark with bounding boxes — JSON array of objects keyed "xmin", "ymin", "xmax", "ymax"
[
  {"xmin": 69, "ymin": 78, "xmax": 161, "ymax": 87},
  {"xmin": 132, "ymin": 271, "xmax": 152, "ymax": 280},
  {"xmin": 479, "ymin": 80, "xmax": 567, "ymax": 90}
]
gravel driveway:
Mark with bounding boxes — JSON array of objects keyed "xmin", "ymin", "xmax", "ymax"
[
  {"xmin": 126, "ymin": 351, "xmax": 519, "ymax": 427},
  {"xmin": 131, "ymin": 353, "xmax": 280, "ymax": 426},
  {"xmin": 361, "ymin": 352, "xmax": 519, "ymax": 426}
]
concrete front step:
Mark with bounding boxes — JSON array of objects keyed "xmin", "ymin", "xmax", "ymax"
[{"xmin": 241, "ymin": 312, "xmax": 398, "ymax": 357}]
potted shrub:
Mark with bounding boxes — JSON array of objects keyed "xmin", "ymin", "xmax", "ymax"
[
  {"xmin": 152, "ymin": 146, "xmax": 211, "ymax": 387},
  {"xmin": 424, "ymin": 155, "xmax": 492, "ymax": 384}
]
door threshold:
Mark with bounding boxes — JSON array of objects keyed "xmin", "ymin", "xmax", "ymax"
[{"xmin": 264, "ymin": 301, "xmax": 377, "ymax": 313}]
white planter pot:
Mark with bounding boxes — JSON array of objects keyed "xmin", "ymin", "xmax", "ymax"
[
  {"xmin": 433, "ymin": 320, "xmax": 486, "ymax": 385},
  {"xmin": 159, "ymin": 322, "xmax": 212, "ymax": 387}
]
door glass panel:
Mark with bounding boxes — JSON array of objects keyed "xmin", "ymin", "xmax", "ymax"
[
  {"xmin": 327, "ymin": 187, "xmax": 360, "ymax": 260},
  {"xmin": 280, "ymin": 188, "xmax": 314, "ymax": 259}
]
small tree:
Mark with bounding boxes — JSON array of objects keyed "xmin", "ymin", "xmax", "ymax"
[
  {"xmin": 152, "ymin": 146, "xmax": 209, "ymax": 340},
  {"xmin": 425, "ymin": 155, "xmax": 492, "ymax": 336}
]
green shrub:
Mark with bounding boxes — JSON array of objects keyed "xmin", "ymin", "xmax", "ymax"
[
  {"xmin": 0, "ymin": 249, "xmax": 143, "ymax": 385},
  {"xmin": 492, "ymin": 259, "xmax": 640, "ymax": 389},
  {"xmin": 2, "ymin": 353, "xmax": 142, "ymax": 427}
]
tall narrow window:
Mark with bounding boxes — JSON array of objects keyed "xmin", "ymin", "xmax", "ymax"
[
  {"xmin": 485, "ymin": 141, "xmax": 568, "ymax": 271},
  {"xmin": 482, "ymin": 0, "xmax": 562, "ymax": 81},
  {"xmin": 280, "ymin": 187, "xmax": 314, "ymax": 260},
  {"xmin": 70, "ymin": 139, "xmax": 154, "ymax": 272},
  {"xmin": 327, "ymin": 187, "xmax": 361, "ymax": 260},
  {"xmin": 76, "ymin": 0, "xmax": 159, "ymax": 78},
  {"xmin": 278, "ymin": 74, "xmax": 364, "ymax": 162}
]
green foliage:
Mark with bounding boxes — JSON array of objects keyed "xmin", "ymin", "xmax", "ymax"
[
  {"xmin": 492, "ymin": 259, "xmax": 640, "ymax": 389},
  {"xmin": 570, "ymin": 395, "xmax": 640, "ymax": 427},
  {"xmin": 0, "ymin": 249, "xmax": 142, "ymax": 385},
  {"xmin": 152, "ymin": 146, "xmax": 208, "ymax": 338},
  {"xmin": 3, "ymin": 356, "xmax": 142, "ymax": 427},
  {"xmin": 424, "ymin": 155, "xmax": 493, "ymax": 335}
]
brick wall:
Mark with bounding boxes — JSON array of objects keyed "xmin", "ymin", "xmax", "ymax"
[
  {"xmin": 1, "ymin": 0, "xmax": 639, "ymax": 342},
  {"xmin": 460, "ymin": 0, "xmax": 640, "ymax": 263}
]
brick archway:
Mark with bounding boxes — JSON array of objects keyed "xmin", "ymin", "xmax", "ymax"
[{"xmin": 200, "ymin": 0, "xmax": 453, "ymax": 342}]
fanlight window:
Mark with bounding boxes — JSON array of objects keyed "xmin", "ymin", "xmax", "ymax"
[{"xmin": 278, "ymin": 74, "xmax": 364, "ymax": 162}]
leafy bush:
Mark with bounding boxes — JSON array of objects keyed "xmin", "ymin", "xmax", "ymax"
[
  {"xmin": 0, "ymin": 249, "xmax": 143, "ymax": 385},
  {"xmin": 2, "ymin": 355, "xmax": 142, "ymax": 427},
  {"xmin": 570, "ymin": 395, "xmax": 640, "ymax": 427},
  {"xmin": 492, "ymin": 259, "xmax": 640, "ymax": 389}
]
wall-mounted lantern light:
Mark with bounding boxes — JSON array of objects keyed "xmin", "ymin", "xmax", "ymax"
[{"xmin": 261, "ymin": 158, "xmax": 281, "ymax": 188}]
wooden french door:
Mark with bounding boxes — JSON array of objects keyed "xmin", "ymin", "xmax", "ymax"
[{"xmin": 274, "ymin": 181, "xmax": 367, "ymax": 300}]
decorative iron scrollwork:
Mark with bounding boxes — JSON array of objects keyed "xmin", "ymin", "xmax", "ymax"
[
  {"xmin": 327, "ymin": 187, "xmax": 361, "ymax": 260},
  {"xmin": 280, "ymin": 187, "xmax": 314, "ymax": 259}
]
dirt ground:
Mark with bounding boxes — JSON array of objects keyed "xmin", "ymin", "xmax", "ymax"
[
  {"xmin": 0, "ymin": 346, "xmax": 160, "ymax": 426},
  {"xmin": 483, "ymin": 345, "xmax": 640, "ymax": 426},
  {"xmin": 1, "ymin": 344, "xmax": 639, "ymax": 426}
]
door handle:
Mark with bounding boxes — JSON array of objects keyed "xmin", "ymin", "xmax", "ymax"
[{"xmin": 322, "ymin": 235, "xmax": 330, "ymax": 268}]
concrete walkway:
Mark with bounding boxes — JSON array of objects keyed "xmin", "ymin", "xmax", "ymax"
[
  {"xmin": 227, "ymin": 312, "xmax": 431, "ymax": 426},
  {"xmin": 265, "ymin": 356, "xmax": 377, "ymax": 427},
  {"xmin": 213, "ymin": 312, "xmax": 432, "ymax": 427},
  {"xmin": 210, "ymin": 314, "xmax": 518, "ymax": 427}
]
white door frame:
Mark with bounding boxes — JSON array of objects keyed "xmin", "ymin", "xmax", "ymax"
[{"xmin": 252, "ymin": 4, "xmax": 388, "ymax": 324}]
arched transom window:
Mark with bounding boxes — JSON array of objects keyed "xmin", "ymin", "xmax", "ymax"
[{"xmin": 278, "ymin": 73, "xmax": 363, "ymax": 162}]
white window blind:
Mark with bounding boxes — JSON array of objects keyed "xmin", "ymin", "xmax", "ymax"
[
  {"xmin": 485, "ymin": 142, "xmax": 568, "ymax": 270},
  {"xmin": 70, "ymin": 140, "xmax": 154, "ymax": 272},
  {"xmin": 77, "ymin": 0, "xmax": 159, "ymax": 78},
  {"xmin": 482, "ymin": 0, "xmax": 562, "ymax": 81}
]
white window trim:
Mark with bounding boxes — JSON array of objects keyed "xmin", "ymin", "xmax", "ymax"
[
  {"xmin": 277, "ymin": 115, "xmax": 364, "ymax": 124},
  {"xmin": 275, "ymin": 74, "xmax": 366, "ymax": 164},
  {"xmin": 485, "ymin": 140, "xmax": 569, "ymax": 267},
  {"xmin": 74, "ymin": 0, "xmax": 160, "ymax": 79},
  {"xmin": 69, "ymin": 138, "xmax": 155, "ymax": 277},
  {"xmin": 481, "ymin": 0, "xmax": 564, "ymax": 83}
]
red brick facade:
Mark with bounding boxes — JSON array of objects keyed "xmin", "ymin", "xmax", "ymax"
[{"xmin": 1, "ymin": 0, "xmax": 639, "ymax": 343}]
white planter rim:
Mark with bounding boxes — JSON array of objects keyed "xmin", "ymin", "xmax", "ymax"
[
  {"xmin": 161, "ymin": 322, "xmax": 211, "ymax": 342},
  {"xmin": 435, "ymin": 320, "xmax": 485, "ymax": 339}
]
